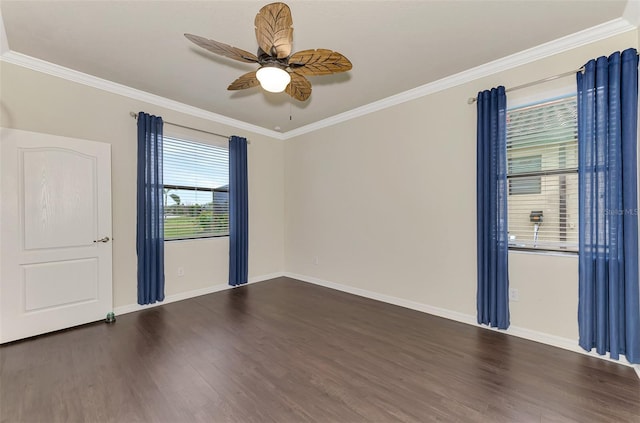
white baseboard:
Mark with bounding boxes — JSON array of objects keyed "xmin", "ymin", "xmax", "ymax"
[
  {"xmin": 248, "ymin": 272, "xmax": 285, "ymax": 284},
  {"xmin": 284, "ymin": 272, "xmax": 478, "ymax": 325},
  {"xmin": 283, "ymin": 272, "xmax": 638, "ymax": 373},
  {"xmin": 113, "ymin": 272, "xmax": 284, "ymax": 316}
]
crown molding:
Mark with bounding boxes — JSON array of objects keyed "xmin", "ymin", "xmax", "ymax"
[
  {"xmin": 0, "ymin": 51, "xmax": 286, "ymax": 140},
  {"xmin": 0, "ymin": 17, "xmax": 635, "ymax": 141},
  {"xmin": 281, "ymin": 17, "xmax": 636, "ymax": 139}
]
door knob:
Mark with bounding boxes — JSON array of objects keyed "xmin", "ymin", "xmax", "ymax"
[{"xmin": 93, "ymin": 236, "xmax": 110, "ymax": 243}]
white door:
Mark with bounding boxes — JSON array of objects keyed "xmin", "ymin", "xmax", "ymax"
[{"xmin": 0, "ymin": 128, "xmax": 112, "ymax": 343}]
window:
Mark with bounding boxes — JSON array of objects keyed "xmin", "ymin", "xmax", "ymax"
[
  {"xmin": 506, "ymin": 95, "xmax": 578, "ymax": 252},
  {"xmin": 163, "ymin": 136, "xmax": 229, "ymax": 240}
]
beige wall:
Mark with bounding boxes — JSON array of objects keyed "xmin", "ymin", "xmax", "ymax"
[
  {"xmin": 284, "ymin": 30, "xmax": 637, "ymax": 341},
  {"xmin": 0, "ymin": 29, "xmax": 637, "ymax": 343},
  {"xmin": 0, "ymin": 62, "xmax": 285, "ymax": 308}
]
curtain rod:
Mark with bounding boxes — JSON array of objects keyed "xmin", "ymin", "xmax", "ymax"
[
  {"xmin": 469, "ymin": 51, "xmax": 640, "ymax": 104},
  {"xmin": 129, "ymin": 112, "xmax": 250, "ymax": 144},
  {"xmin": 467, "ymin": 68, "xmax": 583, "ymax": 104}
]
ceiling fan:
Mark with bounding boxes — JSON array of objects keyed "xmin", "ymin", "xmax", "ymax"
[{"xmin": 184, "ymin": 2, "xmax": 352, "ymax": 101}]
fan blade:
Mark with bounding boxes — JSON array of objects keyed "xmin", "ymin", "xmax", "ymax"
[
  {"xmin": 286, "ymin": 72, "xmax": 312, "ymax": 101},
  {"xmin": 228, "ymin": 72, "xmax": 260, "ymax": 90},
  {"xmin": 185, "ymin": 33, "xmax": 259, "ymax": 63},
  {"xmin": 289, "ymin": 49, "xmax": 352, "ymax": 76},
  {"xmin": 254, "ymin": 2, "xmax": 293, "ymax": 59}
]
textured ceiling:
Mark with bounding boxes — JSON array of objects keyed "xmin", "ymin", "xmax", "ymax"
[{"xmin": 0, "ymin": 1, "xmax": 630, "ymax": 133}]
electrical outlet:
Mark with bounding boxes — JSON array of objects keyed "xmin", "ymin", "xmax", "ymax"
[
  {"xmin": 177, "ymin": 267, "xmax": 185, "ymax": 277},
  {"xmin": 313, "ymin": 256, "xmax": 319, "ymax": 265},
  {"xmin": 509, "ymin": 288, "xmax": 519, "ymax": 302}
]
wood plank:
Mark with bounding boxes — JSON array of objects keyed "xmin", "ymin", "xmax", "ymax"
[{"xmin": 1, "ymin": 277, "xmax": 638, "ymax": 422}]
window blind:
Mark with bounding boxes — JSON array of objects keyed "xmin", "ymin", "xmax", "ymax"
[
  {"xmin": 163, "ymin": 137, "xmax": 229, "ymax": 240},
  {"xmin": 506, "ymin": 96, "xmax": 578, "ymax": 252}
]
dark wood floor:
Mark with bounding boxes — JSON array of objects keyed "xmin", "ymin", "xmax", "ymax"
[{"xmin": 1, "ymin": 277, "xmax": 639, "ymax": 422}]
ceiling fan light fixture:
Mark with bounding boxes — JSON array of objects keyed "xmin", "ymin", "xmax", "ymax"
[
  {"xmin": 256, "ymin": 65, "xmax": 291, "ymax": 93},
  {"xmin": 185, "ymin": 2, "xmax": 352, "ymax": 101}
]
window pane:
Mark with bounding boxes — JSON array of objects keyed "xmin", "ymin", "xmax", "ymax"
[
  {"xmin": 164, "ymin": 137, "xmax": 228, "ymax": 189},
  {"xmin": 163, "ymin": 137, "xmax": 229, "ymax": 240},
  {"xmin": 507, "ymin": 173, "xmax": 578, "ymax": 251},
  {"xmin": 509, "ymin": 156, "xmax": 541, "ymax": 195}
]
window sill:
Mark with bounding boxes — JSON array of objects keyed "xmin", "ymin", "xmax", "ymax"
[
  {"xmin": 165, "ymin": 234, "xmax": 229, "ymax": 243},
  {"xmin": 508, "ymin": 247, "xmax": 578, "ymax": 258}
]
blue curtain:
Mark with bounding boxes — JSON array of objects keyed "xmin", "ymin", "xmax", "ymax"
[
  {"xmin": 136, "ymin": 112, "xmax": 165, "ymax": 305},
  {"xmin": 229, "ymin": 136, "xmax": 249, "ymax": 286},
  {"xmin": 577, "ymin": 48, "xmax": 640, "ymax": 364},
  {"xmin": 476, "ymin": 87, "xmax": 510, "ymax": 329}
]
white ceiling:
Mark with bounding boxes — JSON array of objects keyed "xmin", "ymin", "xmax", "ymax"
[{"xmin": 0, "ymin": 1, "xmax": 633, "ymax": 133}]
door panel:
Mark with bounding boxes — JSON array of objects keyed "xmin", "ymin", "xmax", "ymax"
[
  {"xmin": 1, "ymin": 128, "xmax": 112, "ymax": 343},
  {"xmin": 23, "ymin": 258, "xmax": 98, "ymax": 311},
  {"xmin": 22, "ymin": 148, "xmax": 97, "ymax": 250}
]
